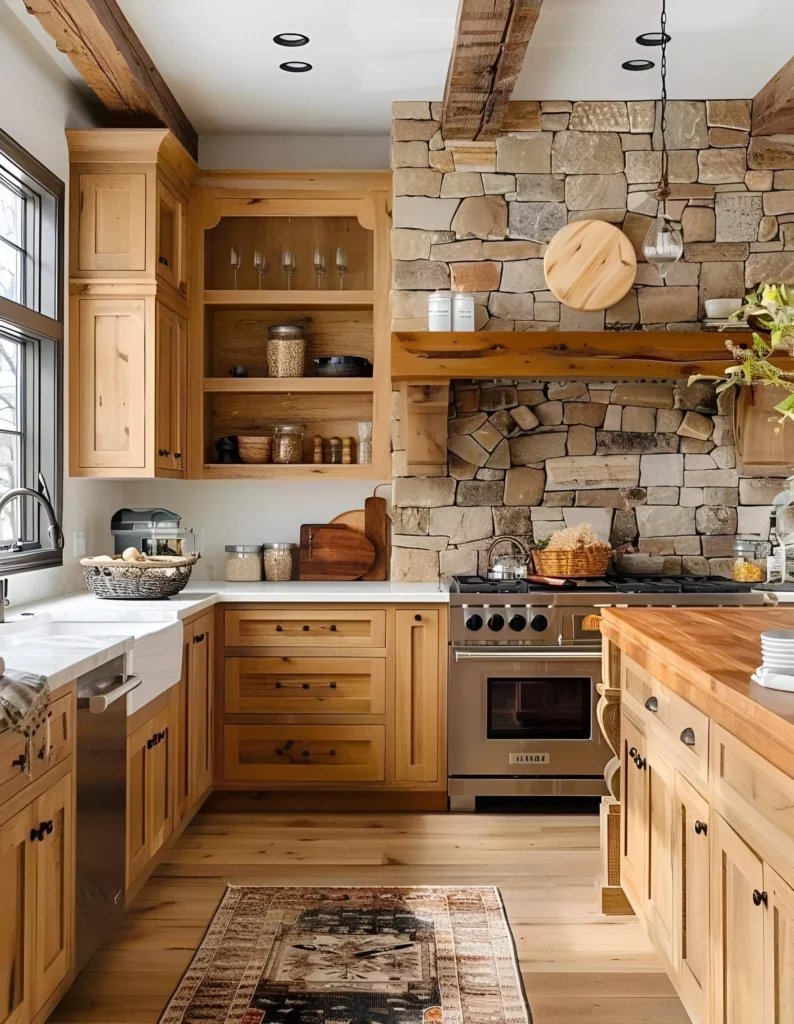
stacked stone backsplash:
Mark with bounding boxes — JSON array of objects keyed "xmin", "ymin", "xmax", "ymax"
[
  {"xmin": 391, "ymin": 99, "xmax": 794, "ymax": 332},
  {"xmin": 391, "ymin": 379, "xmax": 783, "ymax": 583}
]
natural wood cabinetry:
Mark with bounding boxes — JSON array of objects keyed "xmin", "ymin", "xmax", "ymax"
[
  {"xmin": 394, "ymin": 610, "xmax": 441, "ymax": 784},
  {"xmin": 620, "ymin": 713, "xmax": 647, "ymax": 910},
  {"xmin": 224, "ymin": 608, "xmax": 386, "ymax": 648},
  {"xmin": 674, "ymin": 774, "xmax": 710, "ymax": 1024},
  {"xmin": 126, "ymin": 704, "xmax": 173, "ymax": 888},
  {"xmin": 0, "ymin": 800, "xmax": 37, "ymax": 1024},
  {"xmin": 224, "ymin": 657, "xmax": 386, "ymax": 716},
  {"xmin": 67, "ymin": 129, "xmax": 197, "ymax": 479},
  {"xmin": 763, "ymin": 863, "xmax": 794, "ymax": 1024}
]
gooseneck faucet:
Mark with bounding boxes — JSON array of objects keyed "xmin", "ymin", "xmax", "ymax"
[{"xmin": 0, "ymin": 472, "xmax": 64, "ymax": 553}]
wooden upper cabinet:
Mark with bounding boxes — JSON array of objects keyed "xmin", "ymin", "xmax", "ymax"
[
  {"xmin": 77, "ymin": 173, "xmax": 147, "ymax": 273},
  {"xmin": 736, "ymin": 384, "xmax": 794, "ymax": 479},
  {"xmin": 394, "ymin": 609, "xmax": 441, "ymax": 784},
  {"xmin": 156, "ymin": 179, "xmax": 188, "ymax": 295}
]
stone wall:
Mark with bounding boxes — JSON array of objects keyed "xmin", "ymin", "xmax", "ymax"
[
  {"xmin": 391, "ymin": 99, "xmax": 794, "ymax": 332},
  {"xmin": 391, "ymin": 379, "xmax": 781, "ymax": 582}
]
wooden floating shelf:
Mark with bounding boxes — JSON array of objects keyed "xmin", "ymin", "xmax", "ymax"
[
  {"xmin": 202, "ymin": 462, "xmax": 384, "ymax": 480},
  {"xmin": 203, "ymin": 289, "xmax": 374, "ymax": 307},
  {"xmin": 203, "ymin": 377, "xmax": 375, "ymax": 394},
  {"xmin": 391, "ymin": 329, "xmax": 790, "ymax": 381}
]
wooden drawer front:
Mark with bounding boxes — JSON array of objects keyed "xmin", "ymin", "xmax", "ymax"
[
  {"xmin": 0, "ymin": 691, "xmax": 73, "ymax": 805},
  {"xmin": 224, "ymin": 725, "xmax": 385, "ymax": 783},
  {"xmin": 224, "ymin": 658, "xmax": 386, "ymax": 715},
  {"xmin": 623, "ymin": 657, "xmax": 708, "ymax": 781},
  {"xmin": 225, "ymin": 609, "xmax": 386, "ymax": 648}
]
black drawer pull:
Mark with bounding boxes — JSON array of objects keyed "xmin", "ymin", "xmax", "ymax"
[
  {"xmin": 415, "ymin": 614, "xmax": 422, "ymax": 622},
  {"xmin": 694, "ymin": 820, "xmax": 708, "ymax": 836},
  {"xmin": 680, "ymin": 727, "xmax": 696, "ymax": 747},
  {"xmin": 645, "ymin": 696, "xmax": 658, "ymax": 713},
  {"xmin": 302, "ymin": 750, "xmax": 310, "ymax": 758},
  {"xmin": 330, "ymin": 624, "xmax": 337, "ymax": 632},
  {"xmin": 147, "ymin": 737, "xmax": 155, "ymax": 749},
  {"xmin": 158, "ymin": 731, "xmax": 166, "ymax": 741},
  {"xmin": 275, "ymin": 681, "xmax": 282, "ymax": 688},
  {"xmin": 753, "ymin": 889, "xmax": 768, "ymax": 907},
  {"xmin": 158, "ymin": 255, "xmax": 169, "ymax": 266},
  {"xmin": 302, "ymin": 625, "xmax": 310, "ymax": 631},
  {"xmin": 174, "ymin": 452, "xmax": 182, "ymax": 460},
  {"xmin": 329, "ymin": 681, "xmax": 337, "ymax": 689},
  {"xmin": 634, "ymin": 755, "xmax": 646, "ymax": 770},
  {"xmin": 302, "ymin": 683, "xmax": 309, "ymax": 689},
  {"xmin": 276, "ymin": 625, "xmax": 283, "ymax": 632},
  {"xmin": 11, "ymin": 754, "xmax": 25, "ymax": 771},
  {"xmin": 329, "ymin": 749, "xmax": 336, "ymax": 757},
  {"xmin": 43, "ymin": 820, "xmax": 53, "ymax": 835},
  {"xmin": 629, "ymin": 746, "xmax": 638, "ymax": 759},
  {"xmin": 30, "ymin": 827, "xmax": 44, "ymax": 843},
  {"xmin": 275, "ymin": 748, "xmax": 283, "ymax": 756}
]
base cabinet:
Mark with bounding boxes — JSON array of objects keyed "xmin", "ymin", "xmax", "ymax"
[
  {"xmin": 674, "ymin": 774, "xmax": 711, "ymax": 1024},
  {"xmin": 126, "ymin": 705, "xmax": 173, "ymax": 889}
]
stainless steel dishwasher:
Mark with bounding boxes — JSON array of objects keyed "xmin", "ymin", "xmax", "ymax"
[{"xmin": 75, "ymin": 656, "xmax": 141, "ymax": 972}]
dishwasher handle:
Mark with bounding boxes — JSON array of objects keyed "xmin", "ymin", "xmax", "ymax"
[
  {"xmin": 453, "ymin": 649, "xmax": 601, "ymax": 662},
  {"xmin": 85, "ymin": 674, "xmax": 142, "ymax": 714}
]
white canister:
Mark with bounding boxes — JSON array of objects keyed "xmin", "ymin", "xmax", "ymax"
[
  {"xmin": 428, "ymin": 290, "xmax": 452, "ymax": 331},
  {"xmin": 452, "ymin": 292, "xmax": 476, "ymax": 331}
]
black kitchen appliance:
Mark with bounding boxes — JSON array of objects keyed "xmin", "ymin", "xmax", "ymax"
[{"xmin": 110, "ymin": 508, "xmax": 184, "ymax": 557}]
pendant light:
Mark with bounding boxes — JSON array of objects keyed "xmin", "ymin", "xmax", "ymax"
[{"xmin": 642, "ymin": 0, "xmax": 683, "ymax": 282}]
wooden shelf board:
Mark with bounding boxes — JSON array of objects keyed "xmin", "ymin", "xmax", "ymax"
[
  {"xmin": 203, "ymin": 377, "xmax": 375, "ymax": 394},
  {"xmin": 201, "ymin": 463, "xmax": 383, "ymax": 480},
  {"xmin": 391, "ymin": 329, "xmax": 793, "ymax": 380},
  {"xmin": 204, "ymin": 290, "xmax": 374, "ymax": 308}
]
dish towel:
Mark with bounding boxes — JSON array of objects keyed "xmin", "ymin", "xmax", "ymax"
[{"xmin": 0, "ymin": 669, "xmax": 51, "ymax": 776}]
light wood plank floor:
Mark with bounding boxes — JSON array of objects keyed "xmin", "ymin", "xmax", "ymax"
[{"xmin": 52, "ymin": 811, "xmax": 689, "ymax": 1024}]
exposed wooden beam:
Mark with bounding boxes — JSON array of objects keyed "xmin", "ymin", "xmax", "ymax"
[
  {"xmin": 442, "ymin": 0, "xmax": 543, "ymax": 142},
  {"xmin": 753, "ymin": 55, "xmax": 794, "ymax": 136},
  {"xmin": 22, "ymin": 0, "xmax": 198, "ymax": 159}
]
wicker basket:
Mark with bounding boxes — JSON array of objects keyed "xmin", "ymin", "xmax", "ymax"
[
  {"xmin": 80, "ymin": 555, "xmax": 198, "ymax": 600},
  {"xmin": 238, "ymin": 436, "xmax": 273, "ymax": 464},
  {"xmin": 532, "ymin": 547, "xmax": 613, "ymax": 579}
]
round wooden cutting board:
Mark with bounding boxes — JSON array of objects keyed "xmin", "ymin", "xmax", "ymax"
[{"xmin": 544, "ymin": 219, "xmax": 637, "ymax": 311}]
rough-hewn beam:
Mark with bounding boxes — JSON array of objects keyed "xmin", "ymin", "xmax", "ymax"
[
  {"xmin": 753, "ymin": 55, "xmax": 794, "ymax": 136},
  {"xmin": 442, "ymin": 0, "xmax": 543, "ymax": 142},
  {"xmin": 22, "ymin": 0, "xmax": 198, "ymax": 159}
]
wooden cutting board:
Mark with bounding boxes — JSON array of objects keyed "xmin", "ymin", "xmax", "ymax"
[
  {"xmin": 544, "ymin": 219, "xmax": 637, "ymax": 311},
  {"xmin": 299, "ymin": 524, "xmax": 376, "ymax": 581},
  {"xmin": 330, "ymin": 497, "xmax": 391, "ymax": 581}
]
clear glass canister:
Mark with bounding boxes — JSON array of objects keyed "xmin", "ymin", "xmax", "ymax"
[
  {"xmin": 267, "ymin": 324, "xmax": 306, "ymax": 378},
  {"xmin": 263, "ymin": 543, "xmax": 293, "ymax": 581},
  {"xmin": 733, "ymin": 537, "xmax": 770, "ymax": 583},
  {"xmin": 225, "ymin": 545, "xmax": 263, "ymax": 582},
  {"xmin": 273, "ymin": 424, "xmax": 306, "ymax": 464}
]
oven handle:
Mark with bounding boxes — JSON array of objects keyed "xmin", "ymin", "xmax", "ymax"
[{"xmin": 453, "ymin": 649, "xmax": 601, "ymax": 661}]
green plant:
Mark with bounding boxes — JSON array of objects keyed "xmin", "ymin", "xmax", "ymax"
[
  {"xmin": 689, "ymin": 283, "xmax": 794, "ymax": 420},
  {"xmin": 531, "ymin": 537, "xmax": 550, "ymax": 551}
]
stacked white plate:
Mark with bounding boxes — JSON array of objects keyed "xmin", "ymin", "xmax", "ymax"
[{"xmin": 754, "ymin": 630, "xmax": 794, "ymax": 691}]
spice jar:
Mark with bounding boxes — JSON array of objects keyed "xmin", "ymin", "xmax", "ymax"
[
  {"xmin": 263, "ymin": 543, "xmax": 294, "ymax": 581},
  {"xmin": 733, "ymin": 536, "xmax": 770, "ymax": 583},
  {"xmin": 326, "ymin": 437, "xmax": 343, "ymax": 464},
  {"xmin": 267, "ymin": 323, "xmax": 306, "ymax": 378},
  {"xmin": 273, "ymin": 423, "xmax": 306, "ymax": 464},
  {"xmin": 225, "ymin": 545, "xmax": 263, "ymax": 582}
]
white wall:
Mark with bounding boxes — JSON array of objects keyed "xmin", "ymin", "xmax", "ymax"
[
  {"xmin": 0, "ymin": 3, "xmax": 125, "ymax": 605},
  {"xmin": 199, "ymin": 134, "xmax": 389, "ymax": 170}
]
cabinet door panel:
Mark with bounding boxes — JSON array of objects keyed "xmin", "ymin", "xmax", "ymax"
[
  {"xmin": 0, "ymin": 803, "xmax": 36, "ymax": 1024},
  {"xmin": 172, "ymin": 313, "xmax": 188, "ymax": 471},
  {"xmin": 712, "ymin": 811, "xmax": 765, "ymax": 1024},
  {"xmin": 147, "ymin": 708, "xmax": 173, "ymax": 858},
  {"xmin": 675, "ymin": 773, "xmax": 711, "ymax": 1024},
  {"xmin": 394, "ymin": 610, "xmax": 440, "ymax": 783},
  {"xmin": 126, "ymin": 722, "xmax": 150, "ymax": 888},
  {"xmin": 78, "ymin": 173, "xmax": 146, "ymax": 272},
  {"xmin": 188, "ymin": 615, "xmax": 213, "ymax": 801},
  {"xmin": 620, "ymin": 712, "xmax": 647, "ymax": 912},
  {"xmin": 78, "ymin": 297, "xmax": 147, "ymax": 469},
  {"xmin": 173, "ymin": 625, "xmax": 192, "ymax": 828},
  {"xmin": 155, "ymin": 303, "xmax": 175, "ymax": 471},
  {"xmin": 764, "ymin": 863, "xmax": 794, "ymax": 1024},
  {"xmin": 645, "ymin": 738, "xmax": 675, "ymax": 962},
  {"xmin": 33, "ymin": 772, "xmax": 73, "ymax": 1013},
  {"xmin": 156, "ymin": 180, "xmax": 185, "ymax": 292}
]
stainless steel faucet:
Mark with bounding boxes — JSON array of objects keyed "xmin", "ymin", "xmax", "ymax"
[{"xmin": 0, "ymin": 473, "xmax": 64, "ymax": 552}]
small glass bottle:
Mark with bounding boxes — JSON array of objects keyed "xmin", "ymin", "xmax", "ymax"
[
  {"xmin": 326, "ymin": 437, "xmax": 343, "ymax": 464},
  {"xmin": 272, "ymin": 424, "xmax": 306, "ymax": 464}
]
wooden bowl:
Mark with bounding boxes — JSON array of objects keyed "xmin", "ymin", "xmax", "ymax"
[{"xmin": 238, "ymin": 436, "xmax": 273, "ymax": 464}]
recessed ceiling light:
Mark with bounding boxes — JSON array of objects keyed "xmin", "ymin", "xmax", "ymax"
[
  {"xmin": 636, "ymin": 31, "xmax": 671, "ymax": 46},
  {"xmin": 273, "ymin": 32, "xmax": 309, "ymax": 47},
  {"xmin": 622, "ymin": 59, "xmax": 655, "ymax": 71},
  {"xmin": 280, "ymin": 61, "xmax": 312, "ymax": 73}
]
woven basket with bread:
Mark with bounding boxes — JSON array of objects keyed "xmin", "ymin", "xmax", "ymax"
[
  {"xmin": 81, "ymin": 547, "xmax": 199, "ymax": 599},
  {"xmin": 532, "ymin": 524, "xmax": 613, "ymax": 579}
]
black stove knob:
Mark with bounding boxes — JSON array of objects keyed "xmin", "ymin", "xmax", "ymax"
[
  {"xmin": 509, "ymin": 614, "xmax": 526, "ymax": 632},
  {"xmin": 529, "ymin": 614, "xmax": 548, "ymax": 632},
  {"xmin": 465, "ymin": 614, "xmax": 483, "ymax": 632},
  {"xmin": 488, "ymin": 614, "xmax": 505, "ymax": 631}
]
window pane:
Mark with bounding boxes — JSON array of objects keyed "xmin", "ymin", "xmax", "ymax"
[
  {"xmin": 0, "ymin": 338, "xmax": 20, "ymax": 430},
  {"xmin": 0, "ymin": 430, "xmax": 21, "ymax": 544},
  {"xmin": 0, "ymin": 238, "xmax": 22, "ymax": 304},
  {"xmin": 0, "ymin": 176, "xmax": 23, "ymax": 246}
]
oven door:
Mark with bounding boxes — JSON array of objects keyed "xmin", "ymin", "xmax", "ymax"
[{"xmin": 448, "ymin": 647, "xmax": 609, "ymax": 778}]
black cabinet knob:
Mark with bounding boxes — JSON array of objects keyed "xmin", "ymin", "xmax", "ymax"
[
  {"xmin": 645, "ymin": 696, "xmax": 659, "ymax": 713},
  {"xmin": 629, "ymin": 747, "xmax": 638, "ymax": 758},
  {"xmin": 753, "ymin": 889, "xmax": 768, "ymax": 907},
  {"xmin": 634, "ymin": 755, "xmax": 646, "ymax": 770},
  {"xmin": 147, "ymin": 737, "xmax": 154, "ymax": 749},
  {"xmin": 158, "ymin": 255, "xmax": 169, "ymax": 266},
  {"xmin": 330, "ymin": 624, "xmax": 337, "ymax": 632},
  {"xmin": 174, "ymin": 452, "xmax": 182, "ymax": 460},
  {"xmin": 415, "ymin": 614, "xmax": 422, "ymax": 622},
  {"xmin": 275, "ymin": 681, "xmax": 282, "ymax": 689},
  {"xmin": 694, "ymin": 820, "xmax": 708, "ymax": 836},
  {"xmin": 329, "ymin": 681, "xmax": 337, "ymax": 689},
  {"xmin": 276, "ymin": 625, "xmax": 283, "ymax": 632},
  {"xmin": 302, "ymin": 683, "xmax": 309, "ymax": 690},
  {"xmin": 329, "ymin": 749, "xmax": 336, "ymax": 757},
  {"xmin": 302, "ymin": 750, "xmax": 310, "ymax": 758},
  {"xmin": 302, "ymin": 624, "xmax": 310, "ymax": 631}
]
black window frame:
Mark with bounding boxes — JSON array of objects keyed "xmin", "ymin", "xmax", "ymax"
[{"xmin": 0, "ymin": 128, "xmax": 64, "ymax": 576}]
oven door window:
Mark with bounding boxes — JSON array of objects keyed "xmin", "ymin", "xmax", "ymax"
[{"xmin": 487, "ymin": 677, "xmax": 592, "ymax": 740}]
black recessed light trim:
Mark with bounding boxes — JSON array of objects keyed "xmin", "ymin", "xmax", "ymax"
[
  {"xmin": 636, "ymin": 31, "xmax": 671, "ymax": 46},
  {"xmin": 274, "ymin": 32, "xmax": 309, "ymax": 47},
  {"xmin": 622, "ymin": 58, "xmax": 655, "ymax": 71},
  {"xmin": 280, "ymin": 61, "xmax": 313, "ymax": 73}
]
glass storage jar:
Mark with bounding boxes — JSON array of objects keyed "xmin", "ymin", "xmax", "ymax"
[
  {"xmin": 733, "ymin": 537, "xmax": 770, "ymax": 583},
  {"xmin": 267, "ymin": 323, "xmax": 306, "ymax": 378},
  {"xmin": 225, "ymin": 545, "xmax": 263, "ymax": 582},
  {"xmin": 273, "ymin": 424, "xmax": 306, "ymax": 464},
  {"xmin": 263, "ymin": 543, "xmax": 294, "ymax": 581}
]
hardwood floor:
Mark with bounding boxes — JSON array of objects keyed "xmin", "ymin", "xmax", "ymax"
[{"xmin": 52, "ymin": 810, "xmax": 688, "ymax": 1024}]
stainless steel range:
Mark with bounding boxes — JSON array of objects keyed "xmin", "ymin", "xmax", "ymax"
[{"xmin": 447, "ymin": 574, "xmax": 768, "ymax": 812}]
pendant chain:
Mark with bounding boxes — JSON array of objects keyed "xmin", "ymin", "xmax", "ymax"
[{"xmin": 658, "ymin": 0, "xmax": 670, "ymax": 206}]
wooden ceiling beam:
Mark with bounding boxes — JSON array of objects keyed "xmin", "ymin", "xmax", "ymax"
[
  {"xmin": 442, "ymin": 0, "xmax": 543, "ymax": 142},
  {"xmin": 22, "ymin": 0, "xmax": 198, "ymax": 159},
  {"xmin": 752, "ymin": 55, "xmax": 794, "ymax": 136}
]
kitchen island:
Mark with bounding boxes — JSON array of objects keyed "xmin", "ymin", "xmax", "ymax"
[{"xmin": 600, "ymin": 606, "xmax": 794, "ymax": 1024}]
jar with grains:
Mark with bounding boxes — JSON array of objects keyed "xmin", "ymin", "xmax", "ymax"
[
  {"xmin": 267, "ymin": 323, "xmax": 306, "ymax": 378},
  {"xmin": 263, "ymin": 543, "xmax": 293, "ymax": 581},
  {"xmin": 733, "ymin": 536, "xmax": 770, "ymax": 583},
  {"xmin": 273, "ymin": 423, "xmax": 306, "ymax": 464},
  {"xmin": 225, "ymin": 545, "xmax": 263, "ymax": 582}
]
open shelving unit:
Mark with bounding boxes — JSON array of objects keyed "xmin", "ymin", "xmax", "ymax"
[{"xmin": 186, "ymin": 172, "xmax": 392, "ymax": 480}]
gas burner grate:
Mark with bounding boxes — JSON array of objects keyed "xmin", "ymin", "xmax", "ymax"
[{"xmin": 450, "ymin": 574, "xmax": 754, "ymax": 595}]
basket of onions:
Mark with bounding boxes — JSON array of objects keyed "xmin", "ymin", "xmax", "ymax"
[{"xmin": 532, "ymin": 524, "xmax": 613, "ymax": 579}]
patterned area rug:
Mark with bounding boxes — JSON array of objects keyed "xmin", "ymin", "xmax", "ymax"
[{"xmin": 160, "ymin": 886, "xmax": 531, "ymax": 1024}]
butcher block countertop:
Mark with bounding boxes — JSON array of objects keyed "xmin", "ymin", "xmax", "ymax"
[{"xmin": 600, "ymin": 606, "xmax": 794, "ymax": 777}]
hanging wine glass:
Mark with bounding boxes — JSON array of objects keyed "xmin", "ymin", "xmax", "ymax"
[
  {"xmin": 283, "ymin": 248, "xmax": 296, "ymax": 290},
  {"xmin": 313, "ymin": 246, "xmax": 325, "ymax": 290},
  {"xmin": 336, "ymin": 246, "xmax": 348, "ymax": 290},
  {"xmin": 230, "ymin": 246, "xmax": 242, "ymax": 289},
  {"xmin": 253, "ymin": 248, "xmax": 268, "ymax": 289}
]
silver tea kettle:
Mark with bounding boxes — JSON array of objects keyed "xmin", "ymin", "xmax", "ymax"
[{"xmin": 486, "ymin": 536, "xmax": 532, "ymax": 581}]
